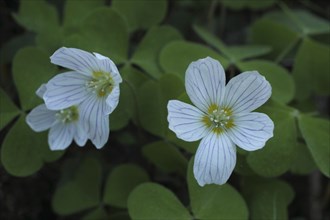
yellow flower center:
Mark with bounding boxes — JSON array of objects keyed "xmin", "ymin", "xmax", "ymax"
[
  {"xmin": 202, "ymin": 104, "xmax": 234, "ymax": 134},
  {"xmin": 86, "ymin": 71, "xmax": 114, "ymax": 97},
  {"xmin": 56, "ymin": 106, "xmax": 79, "ymax": 123}
]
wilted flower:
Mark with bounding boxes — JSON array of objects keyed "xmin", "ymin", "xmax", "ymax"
[
  {"xmin": 26, "ymin": 84, "xmax": 88, "ymax": 150},
  {"xmin": 43, "ymin": 47, "xmax": 122, "ymax": 148},
  {"xmin": 167, "ymin": 57, "xmax": 274, "ymax": 186}
]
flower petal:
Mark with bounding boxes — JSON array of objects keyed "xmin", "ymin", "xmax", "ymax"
[
  {"xmin": 50, "ymin": 47, "xmax": 100, "ymax": 76},
  {"xmin": 93, "ymin": 52, "xmax": 122, "ymax": 85},
  {"xmin": 80, "ymin": 95, "xmax": 110, "ymax": 149},
  {"xmin": 227, "ymin": 112, "xmax": 274, "ymax": 151},
  {"xmin": 48, "ymin": 122, "xmax": 74, "ymax": 150},
  {"xmin": 167, "ymin": 100, "xmax": 209, "ymax": 142},
  {"xmin": 105, "ymin": 86, "xmax": 120, "ymax": 115},
  {"xmin": 185, "ymin": 57, "xmax": 226, "ymax": 112},
  {"xmin": 43, "ymin": 71, "xmax": 90, "ymax": 110},
  {"xmin": 193, "ymin": 132, "xmax": 236, "ymax": 186},
  {"xmin": 224, "ymin": 71, "xmax": 271, "ymax": 114},
  {"xmin": 36, "ymin": 84, "xmax": 47, "ymax": 98},
  {"xmin": 73, "ymin": 115, "xmax": 88, "ymax": 147},
  {"xmin": 26, "ymin": 104, "xmax": 57, "ymax": 132}
]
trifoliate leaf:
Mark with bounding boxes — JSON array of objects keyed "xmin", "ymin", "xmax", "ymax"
[
  {"xmin": 81, "ymin": 8, "xmax": 129, "ymax": 63},
  {"xmin": 247, "ymin": 101, "xmax": 298, "ymax": 177},
  {"xmin": 103, "ymin": 164, "xmax": 149, "ymax": 208},
  {"xmin": 131, "ymin": 25, "xmax": 183, "ymax": 79},
  {"xmin": 12, "ymin": 47, "xmax": 57, "ymax": 110},
  {"xmin": 13, "ymin": 0, "xmax": 59, "ymax": 33},
  {"xmin": 160, "ymin": 41, "xmax": 229, "ymax": 79},
  {"xmin": 1, "ymin": 115, "xmax": 63, "ymax": 177},
  {"xmin": 112, "ymin": 0, "xmax": 167, "ymax": 32},
  {"xmin": 142, "ymin": 141, "xmax": 188, "ymax": 176},
  {"xmin": 0, "ymin": 88, "xmax": 20, "ymax": 131},
  {"xmin": 242, "ymin": 178, "xmax": 295, "ymax": 220},
  {"xmin": 137, "ymin": 74, "xmax": 184, "ymax": 137},
  {"xmin": 128, "ymin": 182, "xmax": 192, "ymax": 220},
  {"xmin": 237, "ymin": 60, "xmax": 295, "ymax": 104},
  {"xmin": 187, "ymin": 159, "xmax": 249, "ymax": 220},
  {"xmin": 52, "ymin": 157, "xmax": 102, "ymax": 215},
  {"xmin": 298, "ymin": 115, "xmax": 330, "ymax": 177}
]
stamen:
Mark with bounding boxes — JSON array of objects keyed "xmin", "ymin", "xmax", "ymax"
[
  {"xmin": 86, "ymin": 71, "xmax": 114, "ymax": 97},
  {"xmin": 56, "ymin": 106, "xmax": 79, "ymax": 123},
  {"xmin": 202, "ymin": 104, "xmax": 234, "ymax": 134}
]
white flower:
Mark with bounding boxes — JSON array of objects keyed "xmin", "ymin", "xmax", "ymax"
[
  {"xmin": 167, "ymin": 57, "xmax": 274, "ymax": 186},
  {"xmin": 26, "ymin": 84, "xmax": 88, "ymax": 150},
  {"xmin": 43, "ymin": 47, "xmax": 122, "ymax": 148}
]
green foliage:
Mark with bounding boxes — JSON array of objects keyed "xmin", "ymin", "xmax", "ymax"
[
  {"xmin": 247, "ymin": 101, "xmax": 297, "ymax": 177},
  {"xmin": 112, "ymin": 0, "xmax": 167, "ymax": 32},
  {"xmin": 0, "ymin": 88, "xmax": 20, "ymax": 131},
  {"xmin": 137, "ymin": 74, "xmax": 184, "ymax": 137},
  {"xmin": 237, "ymin": 60, "xmax": 295, "ymax": 104},
  {"xmin": 242, "ymin": 178, "xmax": 295, "ymax": 220},
  {"xmin": 188, "ymin": 160, "xmax": 249, "ymax": 220},
  {"xmin": 193, "ymin": 25, "xmax": 271, "ymax": 64},
  {"xmin": 293, "ymin": 38, "xmax": 330, "ymax": 100},
  {"xmin": 128, "ymin": 182, "xmax": 192, "ymax": 220},
  {"xmin": 142, "ymin": 141, "xmax": 188, "ymax": 175},
  {"xmin": 13, "ymin": 0, "xmax": 59, "ymax": 33},
  {"xmin": 298, "ymin": 115, "xmax": 330, "ymax": 177},
  {"xmin": 222, "ymin": 0, "xmax": 277, "ymax": 10},
  {"xmin": 80, "ymin": 8, "xmax": 129, "ymax": 63},
  {"xmin": 1, "ymin": 0, "xmax": 329, "ymax": 219},
  {"xmin": 63, "ymin": 0, "xmax": 105, "ymax": 27},
  {"xmin": 103, "ymin": 164, "xmax": 149, "ymax": 208},
  {"xmin": 160, "ymin": 41, "xmax": 229, "ymax": 78},
  {"xmin": 1, "ymin": 116, "xmax": 63, "ymax": 177},
  {"xmin": 131, "ymin": 25, "xmax": 183, "ymax": 78},
  {"xmin": 12, "ymin": 47, "xmax": 57, "ymax": 110},
  {"xmin": 52, "ymin": 157, "xmax": 102, "ymax": 215}
]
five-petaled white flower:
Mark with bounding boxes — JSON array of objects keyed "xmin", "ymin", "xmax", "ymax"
[
  {"xmin": 43, "ymin": 47, "xmax": 122, "ymax": 148},
  {"xmin": 26, "ymin": 84, "xmax": 88, "ymax": 150},
  {"xmin": 167, "ymin": 57, "xmax": 274, "ymax": 186}
]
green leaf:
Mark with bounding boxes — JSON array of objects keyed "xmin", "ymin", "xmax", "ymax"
[
  {"xmin": 82, "ymin": 207, "xmax": 108, "ymax": 220},
  {"xmin": 226, "ymin": 46, "xmax": 271, "ymax": 62},
  {"xmin": 103, "ymin": 164, "xmax": 149, "ymax": 208},
  {"xmin": 0, "ymin": 33, "xmax": 35, "ymax": 65},
  {"xmin": 13, "ymin": 0, "xmax": 59, "ymax": 33},
  {"xmin": 266, "ymin": 10, "xmax": 330, "ymax": 36},
  {"xmin": 187, "ymin": 159, "xmax": 249, "ymax": 220},
  {"xmin": 242, "ymin": 178, "xmax": 294, "ymax": 220},
  {"xmin": 298, "ymin": 115, "xmax": 330, "ymax": 177},
  {"xmin": 1, "ymin": 115, "xmax": 63, "ymax": 177},
  {"xmin": 160, "ymin": 41, "xmax": 229, "ymax": 79},
  {"xmin": 290, "ymin": 143, "xmax": 317, "ymax": 175},
  {"xmin": 250, "ymin": 18, "xmax": 299, "ymax": 58},
  {"xmin": 52, "ymin": 157, "xmax": 102, "ymax": 215},
  {"xmin": 193, "ymin": 25, "xmax": 230, "ymax": 58},
  {"xmin": 128, "ymin": 182, "xmax": 192, "ymax": 220},
  {"xmin": 112, "ymin": 0, "xmax": 167, "ymax": 32},
  {"xmin": 64, "ymin": 0, "xmax": 105, "ymax": 27},
  {"xmin": 237, "ymin": 60, "xmax": 295, "ymax": 104},
  {"xmin": 247, "ymin": 101, "xmax": 298, "ymax": 177},
  {"xmin": 35, "ymin": 26, "xmax": 64, "ymax": 54},
  {"xmin": 110, "ymin": 82, "xmax": 133, "ymax": 131},
  {"xmin": 12, "ymin": 47, "xmax": 58, "ymax": 110},
  {"xmin": 142, "ymin": 141, "xmax": 188, "ymax": 176},
  {"xmin": 131, "ymin": 25, "xmax": 183, "ymax": 79},
  {"xmin": 81, "ymin": 8, "xmax": 129, "ymax": 63},
  {"xmin": 293, "ymin": 38, "xmax": 330, "ymax": 100},
  {"xmin": 0, "ymin": 88, "xmax": 20, "ymax": 131},
  {"xmin": 137, "ymin": 74, "xmax": 184, "ymax": 137},
  {"xmin": 222, "ymin": 0, "xmax": 277, "ymax": 10}
]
